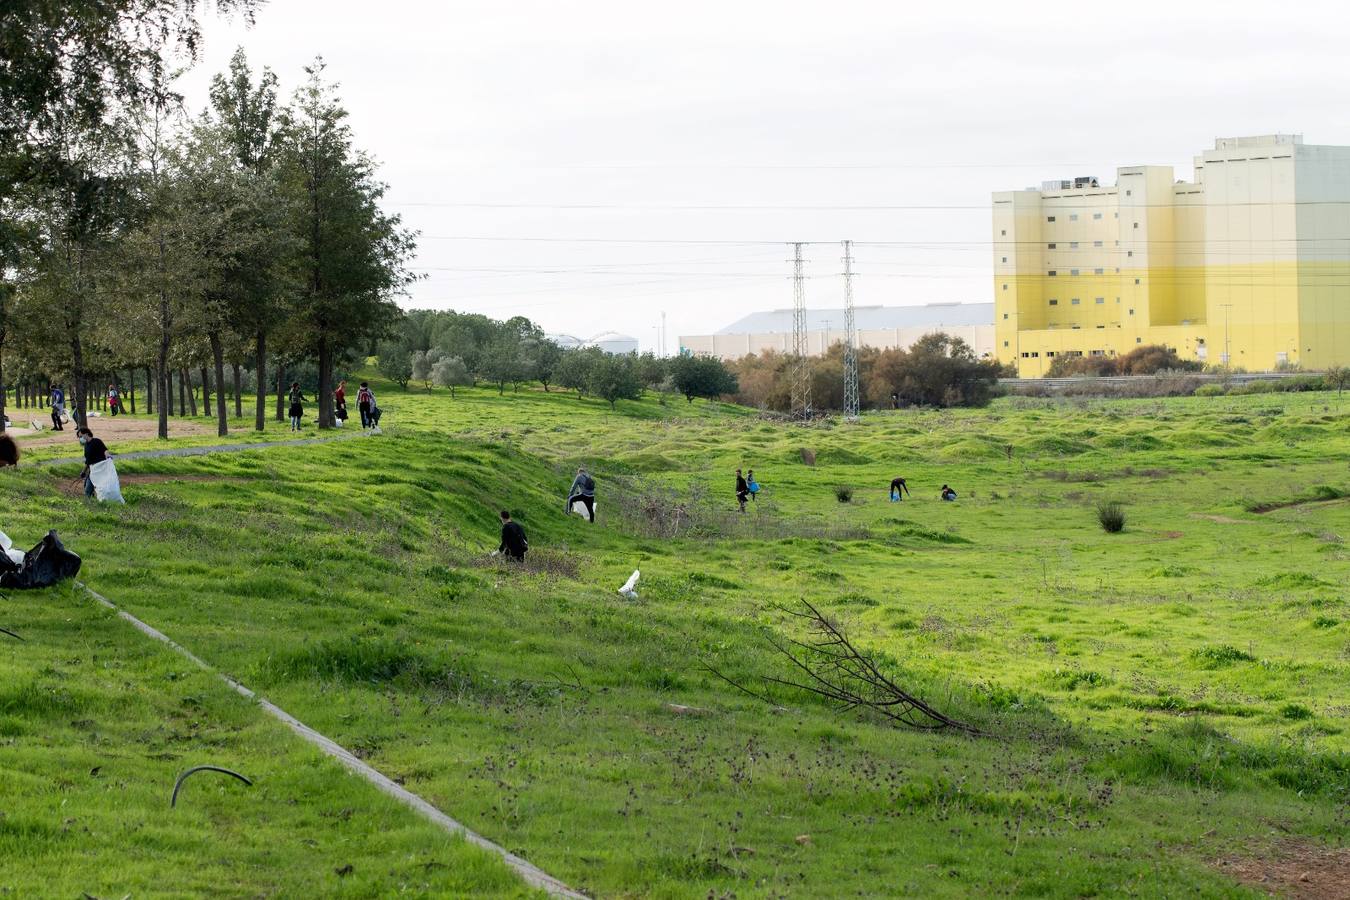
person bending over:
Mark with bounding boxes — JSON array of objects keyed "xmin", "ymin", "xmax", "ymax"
[
  {"xmin": 566, "ymin": 467, "xmax": 596, "ymax": 522},
  {"xmin": 498, "ymin": 510, "xmax": 528, "ymax": 562},
  {"xmin": 0, "ymin": 433, "xmax": 18, "ymax": 468},
  {"xmin": 940, "ymin": 484, "xmax": 957, "ymax": 502},
  {"xmin": 890, "ymin": 477, "xmax": 910, "ymax": 502}
]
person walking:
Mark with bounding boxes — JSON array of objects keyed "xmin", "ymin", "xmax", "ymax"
[
  {"xmin": 49, "ymin": 385, "xmax": 65, "ymax": 431},
  {"xmin": 334, "ymin": 380, "xmax": 348, "ymax": 425},
  {"xmin": 736, "ymin": 468, "xmax": 749, "ymax": 512},
  {"xmin": 565, "ymin": 467, "xmax": 596, "ymax": 522},
  {"xmin": 497, "ymin": 510, "xmax": 528, "ymax": 562},
  {"xmin": 747, "ymin": 468, "xmax": 760, "ymax": 501},
  {"xmin": 356, "ymin": 382, "xmax": 375, "ymax": 429},
  {"xmin": 287, "ymin": 382, "xmax": 306, "ymax": 432},
  {"xmin": 77, "ymin": 427, "xmax": 109, "ymax": 498},
  {"xmin": 107, "ymin": 384, "xmax": 121, "ymax": 417},
  {"xmin": 890, "ymin": 477, "xmax": 910, "ymax": 502}
]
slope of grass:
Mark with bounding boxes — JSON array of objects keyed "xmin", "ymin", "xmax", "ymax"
[{"xmin": 1, "ymin": 379, "xmax": 1346, "ymax": 896}]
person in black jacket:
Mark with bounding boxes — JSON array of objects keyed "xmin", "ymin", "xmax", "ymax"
[
  {"xmin": 736, "ymin": 468, "xmax": 749, "ymax": 513},
  {"xmin": 76, "ymin": 427, "xmax": 109, "ymax": 497},
  {"xmin": 498, "ymin": 510, "xmax": 528, "ymax": 562}
]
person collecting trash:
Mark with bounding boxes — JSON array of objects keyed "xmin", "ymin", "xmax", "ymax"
[
  {"xmin": 49, "ymin": 385, "xmax": 66, "ymax": 431},
  {"xmin": 941, "ymin": 484, "xmax": 958, "ymax": 502},
  {"xmin": 565, "ymin": 467, "xmax": 596, "ymax": 522},
  {"xmin": 287, "ymin": 382, "xmax": 306, "ymax": 431},
  {"xmin": 76, "ymin": 427, "xmax": 111, "ymax": 498},
  {"xmin": 334, "ymin": 380, "xmax": 348, "ymax": 426},
  {"xmin": 736, "ymin": 468, "xmax": 749, "ymax": 512},
  {"xmin": 496, "ymin": 510, "xmax": 528, "ymax": 562},
  {"xmin": 747, "ymin": 468, "xmax": 760, "ymax": 501},
  {"xmin": 107, "ymin": 383, "xmax": 122, "ymax": 416},
  {"xmin": 890, "ymin": 477, "xmax": 911, "ymax": 502}
]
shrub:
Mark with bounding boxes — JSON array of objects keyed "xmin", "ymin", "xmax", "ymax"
[
  {"xmin": 834, "ymin": 485, "xmax": 854, "ymax": 503},
  {"xmin": 1193, "ymin": 383, "xmax": 1226, "ymax": 397},
  {"xmin": 1096, "ymin": 501, "xmax": 1125, "ymax": 533},
  {"xmin": 1191, "ymin": 645, "xmax": 1256, "ymax": 667}
]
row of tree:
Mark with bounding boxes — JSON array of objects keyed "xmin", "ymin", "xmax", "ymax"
[
  {"xmin": 1, "ymin": 0, "xmax": 414, "ymax": 436},
  {"xmin": 729, "ymin": 333, "xmax": 1007, "ymax": 410}
]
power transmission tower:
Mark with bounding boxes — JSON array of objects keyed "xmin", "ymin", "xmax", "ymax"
[
  {"xmin": 789, "ymin": 242, "xmax": 811, "ymax": 419},
  {"xmin": 842, "ymin": 239, "xmax": 860, "ymax": 422}
]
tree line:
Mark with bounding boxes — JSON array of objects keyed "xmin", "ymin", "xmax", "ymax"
[{"xmin": 1, "ymin": 1, "xmax": 414, "ymax": 436}]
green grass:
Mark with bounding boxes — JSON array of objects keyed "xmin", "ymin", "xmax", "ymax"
[{"xmin": 1, "ymin": 380, "xmax": 1347, "ymax": 896}]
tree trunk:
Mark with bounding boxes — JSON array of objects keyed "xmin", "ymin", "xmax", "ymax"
[
  {"xmin": 177, "ymin": 368, "xmax": 187, "ymax": 416},
  {"xmin": 255, "ymin": 332, "xmax": 268, "ymax": 431},
  {"xmin": 71, "ymin": 334, "xmax": 87, "ymax": 429},
  {"xmin": 127, "ymin": 370, "xmax": 135, "ymax": 414},
  {"xmin": 233, "ymin": 362, "xmax": 242, "ymax": 418},
  {"xmin": 209, "ymin": 332, "xmax": 228, "ymax": 437},
  {"xmin": 317, "ymin": 333, "xmax": 333, "ymax": 429},
  {"xmin": 199, "ymin": 366, "xmax": 211, "ymax": 416},
  {"xmin": 275, "ymin": 362, "xmax": 285, "ymax": 422},
  {"xmin": 145, "ymin": 366, "xmax": 154, "ymax": 417}
]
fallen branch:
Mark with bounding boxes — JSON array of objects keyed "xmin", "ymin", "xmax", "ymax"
[
  {"xmin": 0, "ymin": 626, "xmax": 22, "ymax": 641},
  {"xmin": 171, "ymin": 765, "xmax": 253, "ymax": 807},
  {"xmin": 706, "ymin": 598, "xmax": 985, "ymax": 736}
]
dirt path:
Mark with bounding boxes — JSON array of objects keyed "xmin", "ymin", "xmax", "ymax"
[{"xmin": 7, "ymin": 413, "xmax": 214, "ymax": 448}]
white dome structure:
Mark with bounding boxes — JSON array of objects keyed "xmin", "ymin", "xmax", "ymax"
[{"xmin": 585, "ymin": 332, "xmax": 640, "ymax": 355}]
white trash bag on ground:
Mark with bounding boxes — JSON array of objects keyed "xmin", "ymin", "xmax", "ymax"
[
  {"xmin": 570, "ymin": 499, "xmax": 596, "ymax": 518},
  {"xmin": 88, "ymin": 458, "xmax": 125, "ymax": 504},
  {"xmin": 0, "ymin": 531, "xmax": 25, "ymax": 566},
  {"xmin": 618, "ymin": 569, "xmax": 639, "ymax": 599}
]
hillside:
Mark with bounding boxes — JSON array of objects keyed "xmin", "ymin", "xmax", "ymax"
[{"xmin": 1, "ymin": 382, "xmax": 1347, "ymax": 897}]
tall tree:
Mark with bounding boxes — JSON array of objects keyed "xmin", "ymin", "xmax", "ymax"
[
  {"xmin": 275, "ymin": 61, "xmax": 415, "ymax": 428},
  {"xmin": 207, "ymin": 48, "xmax": 291, "ymax": 432}
]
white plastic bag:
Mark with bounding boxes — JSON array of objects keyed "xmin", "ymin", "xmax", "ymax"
[
  {"xmin": 618, "ymin": 569, "xmax": 640, "ymax": 599},
  {"xmin": 570, "ymin": 499, "xmax": 596, "ymax": 517},
  {"xmin": 88, "ymin": 458, "xmax": 125, "ymax": 504},
  {"xmin": 0, "ymin": 530, "xmax": 23, "ymax": 566}
]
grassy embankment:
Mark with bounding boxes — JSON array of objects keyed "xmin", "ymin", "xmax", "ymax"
[{"xmin": 1, "ymin": 380, "xmax": 1346, "ymax": 897}]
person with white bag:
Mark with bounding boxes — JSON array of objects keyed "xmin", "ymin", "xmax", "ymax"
[{"xmin": 76, "ymin": 426, "xmax": 124, "ymax": 503}]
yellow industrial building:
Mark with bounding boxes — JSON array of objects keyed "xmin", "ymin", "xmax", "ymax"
[{"xmin": 994, "ymin": 134, "xmax": 1350, "ymax": 376}]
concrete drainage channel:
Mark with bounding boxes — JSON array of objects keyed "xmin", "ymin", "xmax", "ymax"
[{"xmin": 82, "ymin": 583, "xmax": 586, "ymax": 899}]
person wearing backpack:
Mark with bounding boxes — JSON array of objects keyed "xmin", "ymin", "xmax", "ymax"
[
  {"xmin": 49, "ymin": 385, "xmax": 65, "ymax": 431},
  {"xmin": 497, "ymin": 510, "xmax": 528, "ymax": 562},
  {"xmin": 287, "ymin": 382, "xmax": 306, "ymax": 432},
  {"xmin": 356, "ymin": 382, "xmax": 375, "ymax": 429},
  {"xmin": 107, "ymin": 384, "xmax": 121, "ymax": 416},
  {"xmin": 565, "ymin": 467, "xmax": 596, "ymax": 522}
]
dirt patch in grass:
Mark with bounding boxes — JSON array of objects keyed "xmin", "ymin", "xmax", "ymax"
[
  {"xmin": 10, "ymin": 415, "xmax": 213, "ymax": 448},
  {"xmin": 1213, "ymin": 839, "xmax": 1350, "ymax": 899},
  {"xmin": 1193, "ymin": 514, "xmax": 1252, "ymax": 524}
]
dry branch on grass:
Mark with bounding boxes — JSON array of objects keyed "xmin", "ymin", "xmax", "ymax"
[{"xmin": 707, "ymin": 598, "xmax": 985, "ymax": 736}]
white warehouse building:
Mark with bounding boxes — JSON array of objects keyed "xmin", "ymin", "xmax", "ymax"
[{"xmin": 679, "ymin": 302, "xmax": 995, "ymax": 361}]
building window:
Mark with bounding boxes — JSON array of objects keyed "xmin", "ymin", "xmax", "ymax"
[
  {"xmin": 1128, "ymin": 308, "xmax": 1134, "ymax": 315},
  {"xmin": 1094, "ymin": 268, "xmax": 1104, "ymax": 275},
  {"xmin": 1002, "ymin": 283, "xmax": 1008, "ymax": 290},
  {"xmin": 1004, "ymin": 340, "xmax": 1009, "ymax": 347},
  {"xmin": 1095, "ymin": 297, "xmax": 1105, "ymax": 304},
  {"xmin": 1092, "ymin": 213, "xmax": 1102, "ymax": 220},
  {"xmin": 1001, "ymin": 256, "xmax": 1007, "ymax": 263},
  {"xmin": 1090, "ymin": 349, "xmax": 1104, "ymax": 356},
  {"xmin": 1133, "ymin": 222, "xmax": 1139, "ymax": 229},
  {"xmin": 1136, "ymin": 337, "xmax": 1142, "ymax": 343},
  {"xmin": 1021, "ymin": 352, "xmax": 1029, "ymax": 358},
  {"xmin": 1003, "ymin": 313, "xmax": 1009, "ymax": 319},
  {"xmin": 1114, "ymin": 212, "xmax": 1119, "ymax": 218},
  {"xmin": 1070, "ymin": 241, "xmax": 1079, "ymax": 248},
  {"xmin": 1096, "ymin": 325, "xmax": 1106, "ymax": 329},
  {"xmin": 1070, "ymin": 269, "xmax": 1079, "ymax": 276},
  {"xmin": 1134, "ymin": 278, "xmax": 1141, "ymax": 285},
  {"xmin": 1031, "ymin": 352, "xmax": 1040, "ymax": 358},
  {"xmin": 1093, "ymin": 240, "xmax": 1103, "ymax": 247},
  {"xmin": 1047, "ymin": 243, "xmax": 1056, "ymax": 249},
  {"xmin": 1071, "ymin": 298, "xmax": 1081, "ymax": 305},
  {"xmin": 1047, "ymin": 216, "xmax": 1056, "ymax": 222},
  {"xmin": 1001, "ymin": 229, "xmax": 1007, "ymax": 236},
  {"xmin": 1048, "ymin": 270, "xmax": 1057, "ymax": 276},
  {"xmin": 1072, "ymin": 325, "xmax": 1081, "ymax": 330},
  {"xmin": 1048, "ymin": 299, "xmax": 1058, "ymax": 305},
  {"xmin": 1125, "ymin": 190, "xmax": 1131, "ymax": 197},
  {"xmin": 1069, "ymin": 214, "xmax": 1079, "ymax": 221},
  {"xmin": 1127, "ymin": 250, "xmax": 1133, "ymax": 257},
  {"xmin": 1047, "ymin": 351, "xmax": 1056, "ymax": 357}
]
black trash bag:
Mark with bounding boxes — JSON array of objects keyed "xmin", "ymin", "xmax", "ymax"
[{"xmin": 0, "ymin": 530, "xmax": 82, "ymax": 590}]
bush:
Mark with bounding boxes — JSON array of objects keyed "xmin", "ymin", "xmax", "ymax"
[
  {"xmin": 1193, "ymin": 383, "xmax": 1226, "ymax": 397},
  {"xmin": 834, "ymin": 485, "xmax": 854, "ymax": 503},
  {"xmin": 1096, "ymin": 501, "xmax": 1126, "ymax": 533}
]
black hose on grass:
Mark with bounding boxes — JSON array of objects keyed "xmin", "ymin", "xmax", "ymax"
[
  {"xmin": 170, "ymin": 765, "xmax": 253, "ymax": 807},
  {"xmin": 0, "ymin": 626, "xmax": 22, "ymax": 641}
]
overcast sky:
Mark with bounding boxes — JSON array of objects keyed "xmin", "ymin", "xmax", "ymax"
[{"xmin": 178, "ymin": 0, "xmax": 1350, "ymax": 352}]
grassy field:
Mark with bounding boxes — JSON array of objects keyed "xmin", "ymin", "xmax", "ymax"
[{"xmin": 1, "ymin": 381, "xmax": 1346, "ymax": 897}]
